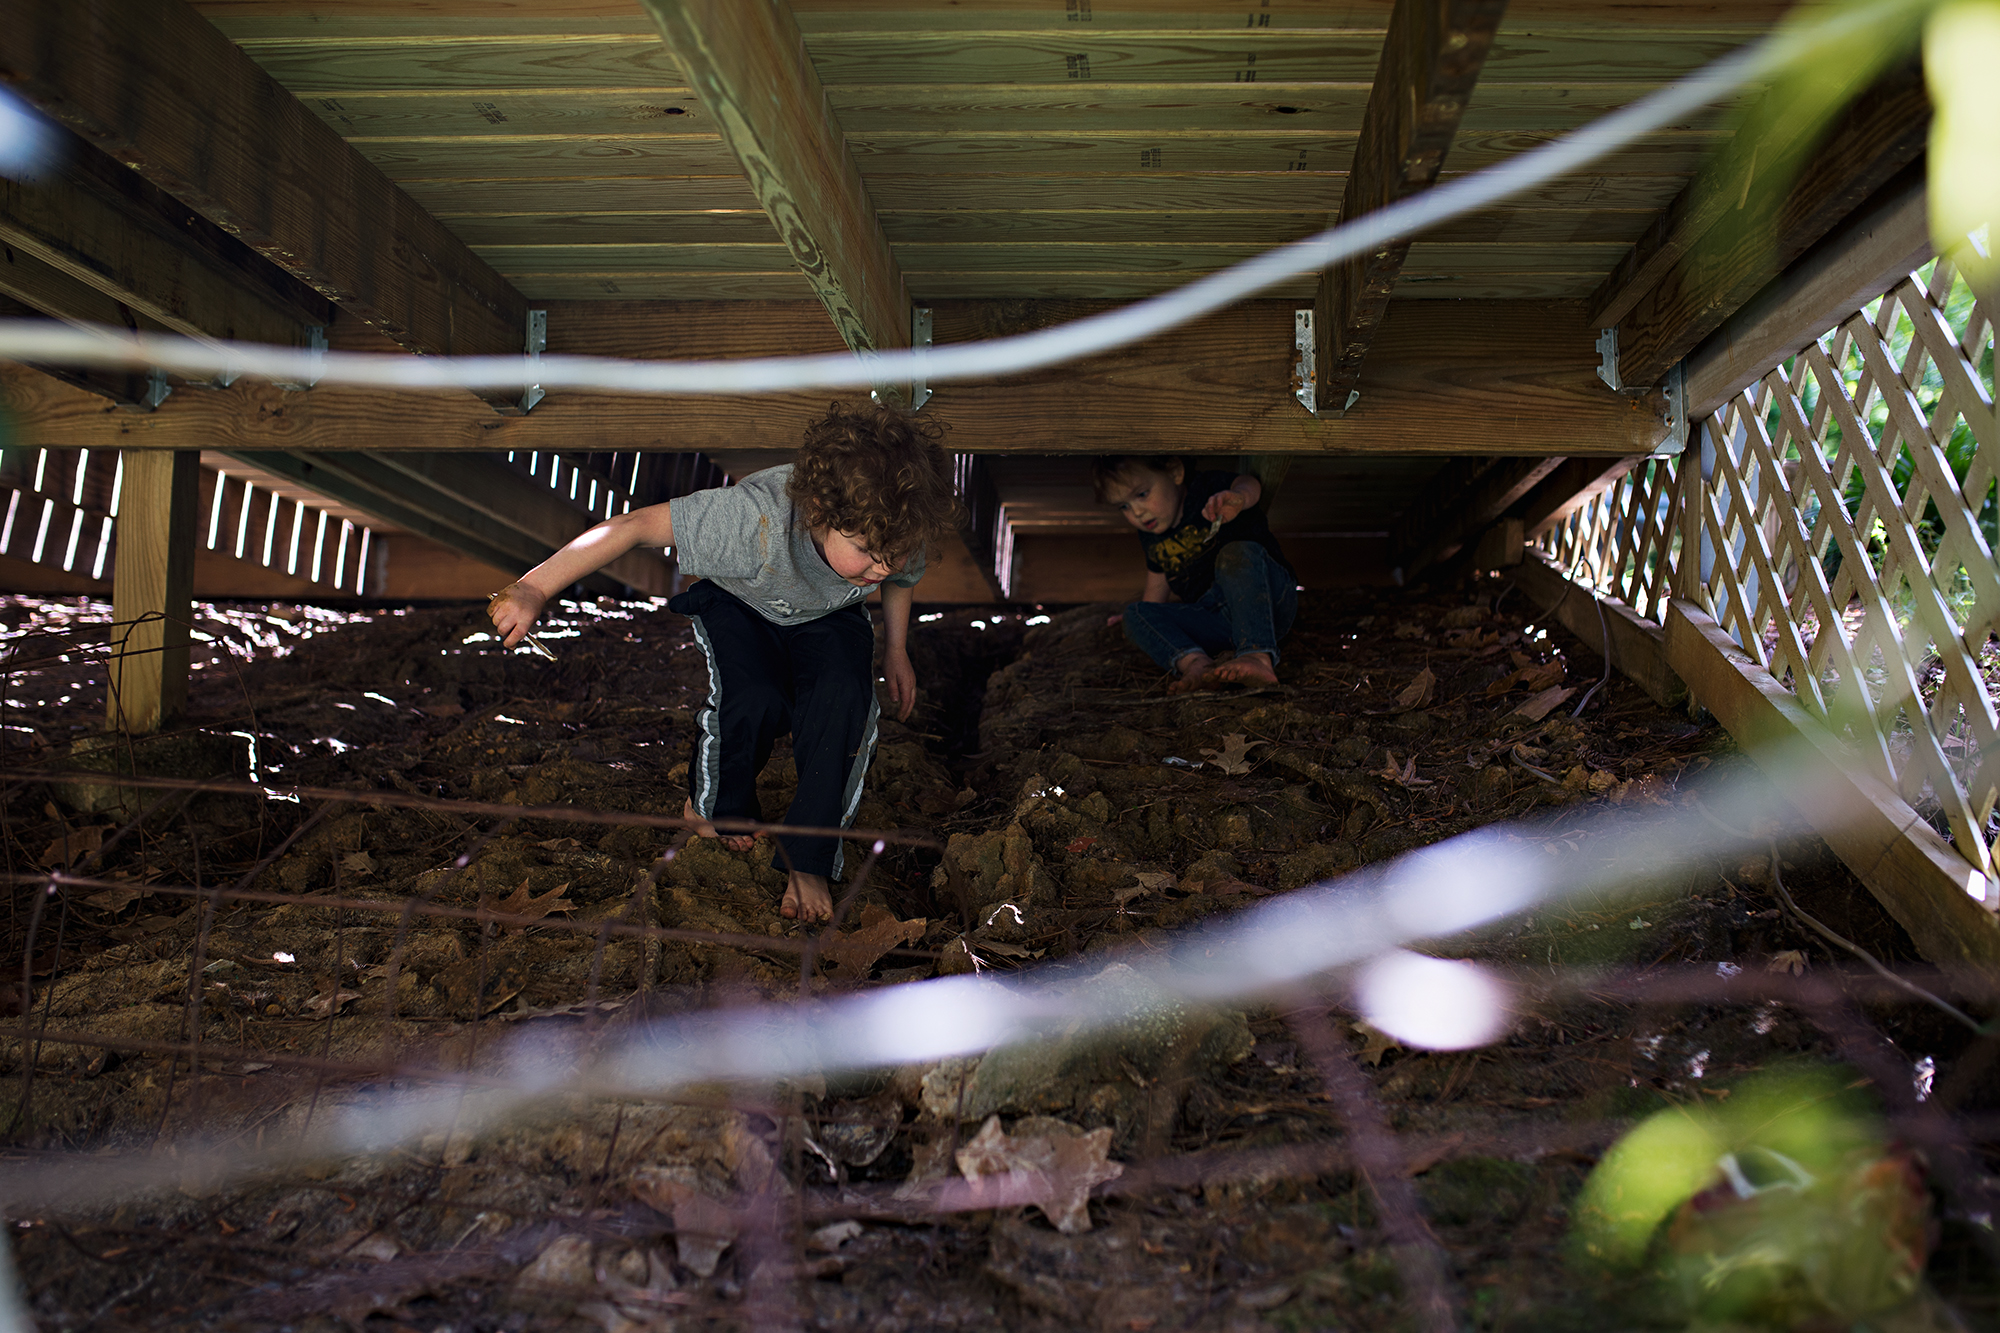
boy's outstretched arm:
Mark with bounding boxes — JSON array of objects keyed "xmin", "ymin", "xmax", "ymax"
[
  {"xmin": 1200, "ymin": 473, "xmax": 1262, "ymax": 524},
  {"xmin": 880, "ymin": 580, "xmax": 917, "ymax": 721},
  {"xmin": 489, "ymin": 503, "xmax": 677, "ymax": 646}
]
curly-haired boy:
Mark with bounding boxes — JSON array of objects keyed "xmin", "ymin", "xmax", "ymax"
[{"xmin": 489, "ymin": 403, "xmax": 960, "ymax": 923}]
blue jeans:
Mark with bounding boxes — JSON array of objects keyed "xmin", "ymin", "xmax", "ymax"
[{"xmin": 1123, "ymin": 541, "xmax": 1297, "ymax": 673}]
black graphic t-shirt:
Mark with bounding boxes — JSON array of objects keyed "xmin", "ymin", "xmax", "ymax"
[{"xmin": 1139, "ymin": 470, "xmax": 1293, "ymax": 601}]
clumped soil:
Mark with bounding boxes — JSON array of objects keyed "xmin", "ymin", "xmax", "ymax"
[{"xmin": 0, "ymin": 584, "xmax": 1992, "ymax": 1331}]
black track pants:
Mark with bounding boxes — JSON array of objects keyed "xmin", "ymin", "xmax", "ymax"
[{"xmin": 669, "ymin": 580, "xmax": 879, "ymax": 879}]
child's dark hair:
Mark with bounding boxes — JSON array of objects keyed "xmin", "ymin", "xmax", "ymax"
[
  {"xmin": 1091, "ymin": 454, "xmax": 1179, "ymax": 503},
  {"xmin": 788, "ymin": 402, "xmax": 962, "ymax": 566}
]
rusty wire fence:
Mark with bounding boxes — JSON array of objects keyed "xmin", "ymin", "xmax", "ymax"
[{"xmin": 0, "ymin": 594, "xmax": 1996, "ymax": 1331}]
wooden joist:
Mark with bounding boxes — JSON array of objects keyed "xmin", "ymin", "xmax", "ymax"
[
  {"xmin": 1665, "ymin": 603, "xmax": 2000, "ymax": 969},
  {"xmin": 1312, "ymin": 0, "xmax": 1508, "ymax": 411},
  {"xmin": 1683, "ymin": 166, "xmax": 1930, "ymax": 421},
  {"xmin": 1518, "ymin": 456, "xmax": 1640, "ymax": 538},
  {"xmin": 0, "ymin": 0, "xmax": 530, "ymax": 410},
  {"xmin": 223, "ymin": 451, "xmax": 670, "ymax": 598},
  {"xmin": 1588, "ymin": 63, "xmax": 1931, "ymax": 390},
  {"xmin": 0, "ymin": 129, "xmax": 328, "ymax": 352},
  {"xmin": 0, "ymin": 299, "xmax": 1667, "ymax": 457},
  {"xmin": 637, "ymin": 0, "xmax": 910, "ymax": 390},
  {"xmin": 1398, "ymin": 455, "xmax": 1562, "ymax": 581}
]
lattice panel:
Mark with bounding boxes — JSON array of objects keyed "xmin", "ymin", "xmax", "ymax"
[
  {"xmin": 1539, "ymin": 251, "xmax": 1998, "ymax": 886},
  {"xmin": 1694, "ymin": 254, "xmax": 1998, "ymax": 882},
  {"xmin": 1538, "ymin": 456, "xmax": 1685, "ymax": 626}
]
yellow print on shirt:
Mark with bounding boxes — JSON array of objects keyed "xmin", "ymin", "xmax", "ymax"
[{"xmin": 1149, "ymin": 523, "xmax": 1213, "ymax": 577}]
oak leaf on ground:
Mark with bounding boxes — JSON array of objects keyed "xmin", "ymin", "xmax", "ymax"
[
  {"xmin": 954, "ymin": 1115, "xmax": 1123, "ymax": 1234},
  {"xmin": 821, "ymin": 904, "xmax": 927, "ymax": 980}
]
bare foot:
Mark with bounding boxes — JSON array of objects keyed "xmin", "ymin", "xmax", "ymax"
[
  {"xmin": 684, "ymin": 797, "xmax": 756, "ymax": 852},
  {"xmin": 1164, "ymin": 651, "xmax": 1214, "ymax": 694},
  {"xmin": 781, "ymin": 871, "xmax": 834, "ymax": 923},
  {"xmin": 1202, "ymin": 652, "xmax": 1279, "ymax": 689}
]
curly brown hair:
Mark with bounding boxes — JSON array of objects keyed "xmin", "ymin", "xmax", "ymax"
[{"xmin": 787, "ymin": 402, "xmax": 961, "ymax": 568}]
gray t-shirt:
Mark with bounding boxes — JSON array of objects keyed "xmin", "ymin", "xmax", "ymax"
[{"xmin": 667, "ymin": 465, "xmax": 925, "ymax": 625}]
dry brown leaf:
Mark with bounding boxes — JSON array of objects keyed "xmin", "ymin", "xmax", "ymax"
[
  {"xmin": 84, "ymin": 885, "xmax": 145, "ymax": 914},
  {"xmin": 536, "ymin": 837, "xmax": 580, "ymax": 851},
  {"xmin": 306, "ymin": 981, "xmax": 363, "ymax": 1016},
  {"xmin": 339, "ymin": 850, "xmax": 377, "ymax": 877},
  {"xmin": 1199, "ymin": 732, "xmax": 1260, "ymax": 775},
  {"xmin": 1353, "ymin": 1021, "xmax": 1403, "ymax": 1067},
  {"xmin": 1512, "ymin": 685, "xmax": 1577, "ymax": 722},
  {"xmin": 1521, "ymin": 661, "xmax": 1567, "ymax": 691},
  {"xmin": 954, "ymin": 1115, "xmax": 1124, "ymax": 1234},
  {"xmin": 1767, "ymin": 950, "xmax": 1808, "ymax": 976},
  {"xmin": 487, "ymin": 878, "xmax": 574, "ymax": 930},
  {"xmin": 1373, "ymin": 751, "xmax": 1434, "ymax": 789},
  {"xmin": 820, "ymin": 911, "xmax": 927, "ymax": 980},
  {"xmin": 1484, "ymin": 668, "xmax": 1527, "ymax": 698},
  {"xmin": 631, "ymin": 1170, "xmax": 737, "ymax": 1276},
  {"xmin": 1395, "ymin": 667, "xmax": 1437, "ymax": 710},
  {"xmin": 37, "ymin": 825, "xmax": 104, "ymax": 869}
]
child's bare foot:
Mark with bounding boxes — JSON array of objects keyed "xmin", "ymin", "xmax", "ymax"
[
  {"xmin": 683, "ymin": 798, "xmax": 756, "ymax": 852},
  {"xmin": 782, "ymin": 871, "xmax": 834, "ymax": 923},
  {"xmin": 1202, "ymin": 652, "xmax": 1279, "ymax": 689},
  {"xmin": 1164, "ymin": 651, "xmax": 1214, "ymax": 694}
]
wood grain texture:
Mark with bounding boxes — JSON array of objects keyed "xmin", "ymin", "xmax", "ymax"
[
  {"xmin": 191, "ymin": 1, "xmax": 1799, "ymax": 37},
  {"xmin": 227, "ymin": 30, "xmax": 1756, "ymax": 91},
  {"xmin": 406, "ymin": 172, "xmax": 1686, "ymax": 218},
  {"xmin": 1610, "ymin": 68, "xmax": 1931, "ymax": 388},
  {"xmin": 1683, "ymin": 167, "xmax": 1929, "ymax": 421},
  {"xmin": 0, "ymin": 171, "xmax": 309, "ymax": 349},
  {"xmin": 1518, "ymin": 454, "xmax": 1638, "ymax": 537},
  {"xmin": 636, "ymin": 0, "xmax": 909, "ymax": 373},
  {"xmin": 0, "ymin": 0, "xmax": 528, "ymax": 396},
  {"xmin": 453, "ymin": 207, "xmax": 1650, "ymax": 249},
  {"xmin": 1315, "ymin": 0, "xmax": 1509, "ymax": 408},
  {"xmin": 107, "ymin": 449, "xmax": 199, "ymax": 734},
  {"xmin": 288, "ymin": 83, "xmax": 1742, "ymax": 140},
  {"xmin": 1664, "ymin": 602, "xmax": 2000, "ymax": 968},
  {"xmin": 3, "ymin": 299, "xmax": 1667, "ymax": 456}
]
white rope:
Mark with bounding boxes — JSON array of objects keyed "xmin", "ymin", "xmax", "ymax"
[{"xmin": 0, "ymin": 1, "xmax": 1907, "ymax": 398}]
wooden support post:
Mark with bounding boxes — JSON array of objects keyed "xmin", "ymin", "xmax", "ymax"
[
  {"xmin": 107, "ymin": 450, "xmax": 198, "ymax": 735},
  {"xmin": 1664, "ymin": 602, "xmax": 2000, "ymax": 967}
]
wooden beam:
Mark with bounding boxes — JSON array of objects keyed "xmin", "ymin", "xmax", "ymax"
[
  {"xmin": 1664, "ymin": 602, "xmax": 2000, "ymax": 968},
  {"xmin": 1312, "ymin": 0, "xmax": 1508, "ymax": 411},
  {"xmin": 1683, "ymin": 166, "xmax": 1930, "ymax": 421},
  {"xmin": 0, "ymin": 0, "xmax": 529, "ymax": 410},
  {"xmin": 0, "ymin": 132, "xmax": 324, "ymax": 351},
  {"xmin": 1513, "ymin": 551, "xmax": 1684, "ymax": 707},
  {"xmin": 107, "ymin": 450, "xmax": 199, "ymax": 734},
  {"xmin": 1400, "ymin": 455, "xmax": 1563, "ymax": 581},
  {"xmin": 1, "ymin": 299, "xmax": 1667, "ymax": 457},
  {"xmin": 1589, "ymin": 65, "xmax": 1930, "ymax": 389},
  {"xmin": 1519, "ymin": 456, "xmax": 1641, "ymax": 539},
  {"xmin": 636, "ymin": 0, "xmax": 910, "ymax": 389},
  {"xmin": 222, "ymin": 452, "xmax": 669, "ymax": 598}
]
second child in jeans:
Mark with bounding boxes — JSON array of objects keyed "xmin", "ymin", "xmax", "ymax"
[{"xmin": 1094, "ymin": 455, "xmax": 1296, "ymax": 693}]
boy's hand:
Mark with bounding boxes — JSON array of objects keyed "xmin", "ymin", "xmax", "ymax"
[
  {"xmin": 1201, "ymin": 489, "xmax": 1249, "ymax": 525},
  {"xmin": 488, "ymin": 582, "xmax": 548, "ymax": 648},
  {"xmin": 883, "ymin": 645, "xmax": 917, "ymax": 721}
]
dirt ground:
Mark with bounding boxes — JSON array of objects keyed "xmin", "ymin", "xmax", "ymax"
[{"xmin": 0, "ymin": 578, "xmax": 1994, "ymax": 1332}]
